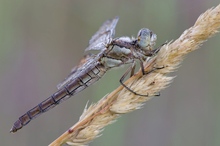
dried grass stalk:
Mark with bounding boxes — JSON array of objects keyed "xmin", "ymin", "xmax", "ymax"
[{"xmin": 49, "ymin": 4, "xmax": 220, "ymax": 146}]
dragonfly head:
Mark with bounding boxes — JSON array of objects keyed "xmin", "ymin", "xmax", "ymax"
[{"xmin": 137, "ymin": 28, "xmax": 157, "ymax": 51}]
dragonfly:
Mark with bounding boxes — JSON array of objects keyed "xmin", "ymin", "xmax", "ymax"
[{"xmin": 10, "ymin": 16, "xmax": 160, "ymax": 133}]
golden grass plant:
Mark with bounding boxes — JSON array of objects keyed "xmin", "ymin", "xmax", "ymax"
[{"xmin": 49, "ymin": 4, "xmax": 220, "ymax": 146}]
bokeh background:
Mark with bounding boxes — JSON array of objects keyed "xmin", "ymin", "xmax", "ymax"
[{"xmin": 1, "ymin": 0, "xmax": 220, "ymax": 146}]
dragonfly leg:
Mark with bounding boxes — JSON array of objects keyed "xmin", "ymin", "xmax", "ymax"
[
  {"xmin": 139, "ymin": 59, "xmax": 146, "ymax": 75},
  {"xmin": 120, "ymin": 61, "xmax": 166, "ymax": 97},
  {"xmin": 130, "ymin": 61, "xmax": 136, "ymax": 77},
  {"xmin": 139, "ymin": 43, "xmax": 165, "ymax": 75},
  {"xmin": 144, "ymin": 65, "xmax": 166, "ymax": 96},
  {"xmin": 144, "ymin": 65, "xmax": 165, "ymax": 75},
  {"xmin": 151, "ymin": 46, "xmax": 161, "ymax": 55},
  {"xmin": 120, "ymin": 62, "xmax": 150, "ymax": 97},
  {"xmin": 150, "ymin": 40, "xmax": 168, "ymax": 56},
  {"xmin": 138, "ymin": 57, "xmax": 164, "ymax": 75}
]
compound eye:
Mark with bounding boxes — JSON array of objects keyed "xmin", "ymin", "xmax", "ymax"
[
  {"xmin": 150, "ymin": 33, "xmax": 157, "ymax": 42},
  {"xmin": 137, "ymin": 28, "xmax": 157, "ymax": 50}
]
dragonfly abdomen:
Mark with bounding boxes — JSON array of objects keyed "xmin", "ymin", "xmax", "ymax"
[{"xmin": 10, "ymin": 64, "xmax": 106, "ymax": 133}]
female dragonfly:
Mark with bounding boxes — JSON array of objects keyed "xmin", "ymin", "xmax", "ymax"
[{"xmin": 10, "ymin": 16, "xmax": 160, "ymax": 133}]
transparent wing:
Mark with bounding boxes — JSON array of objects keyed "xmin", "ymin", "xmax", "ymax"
[
  {"xmin": 57, "ymin": 54, "xmax": 95, "ymax": 89},
  {"xmin": 89, "ymin": 16, "xmax": 119, "ymax": 46},
  {"xmin": 57, "ymin": 17, "xmax": 119, "ymax": 89},
  {"xmin": 85, "ymin": 16, "xmax": 119, "ymax": 51}
]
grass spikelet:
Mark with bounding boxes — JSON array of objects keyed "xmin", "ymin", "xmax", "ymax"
[{"xmin": 49, "ymin": 4, "xmax": 220, "ymax": 146}]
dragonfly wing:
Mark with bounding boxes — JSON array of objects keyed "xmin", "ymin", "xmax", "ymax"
[
  {"xmin": 85, "ymin": 16, "xmax": 119, "ymax": 51},
  {"xmin": 58, "ymin": 17, "xmax": 119, "ymax": 89},
  {"xmin": 57, "ymin": 54, "xmax": 95, "ymax": 90}
]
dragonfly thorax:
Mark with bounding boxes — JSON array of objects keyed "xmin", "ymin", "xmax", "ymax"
[{"xmin": 101, "ymin": 38, "xmax": 134, "ymax": 68}]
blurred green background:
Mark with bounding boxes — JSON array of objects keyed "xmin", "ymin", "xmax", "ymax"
[{"xmin": 1, "ymin": 0, "xmax": 220, "ymax": 146}]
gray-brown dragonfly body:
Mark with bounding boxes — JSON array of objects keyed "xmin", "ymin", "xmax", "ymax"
[{"xmin": 10, "ymin": 17, "xmax": 159, "ymax": 133}]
